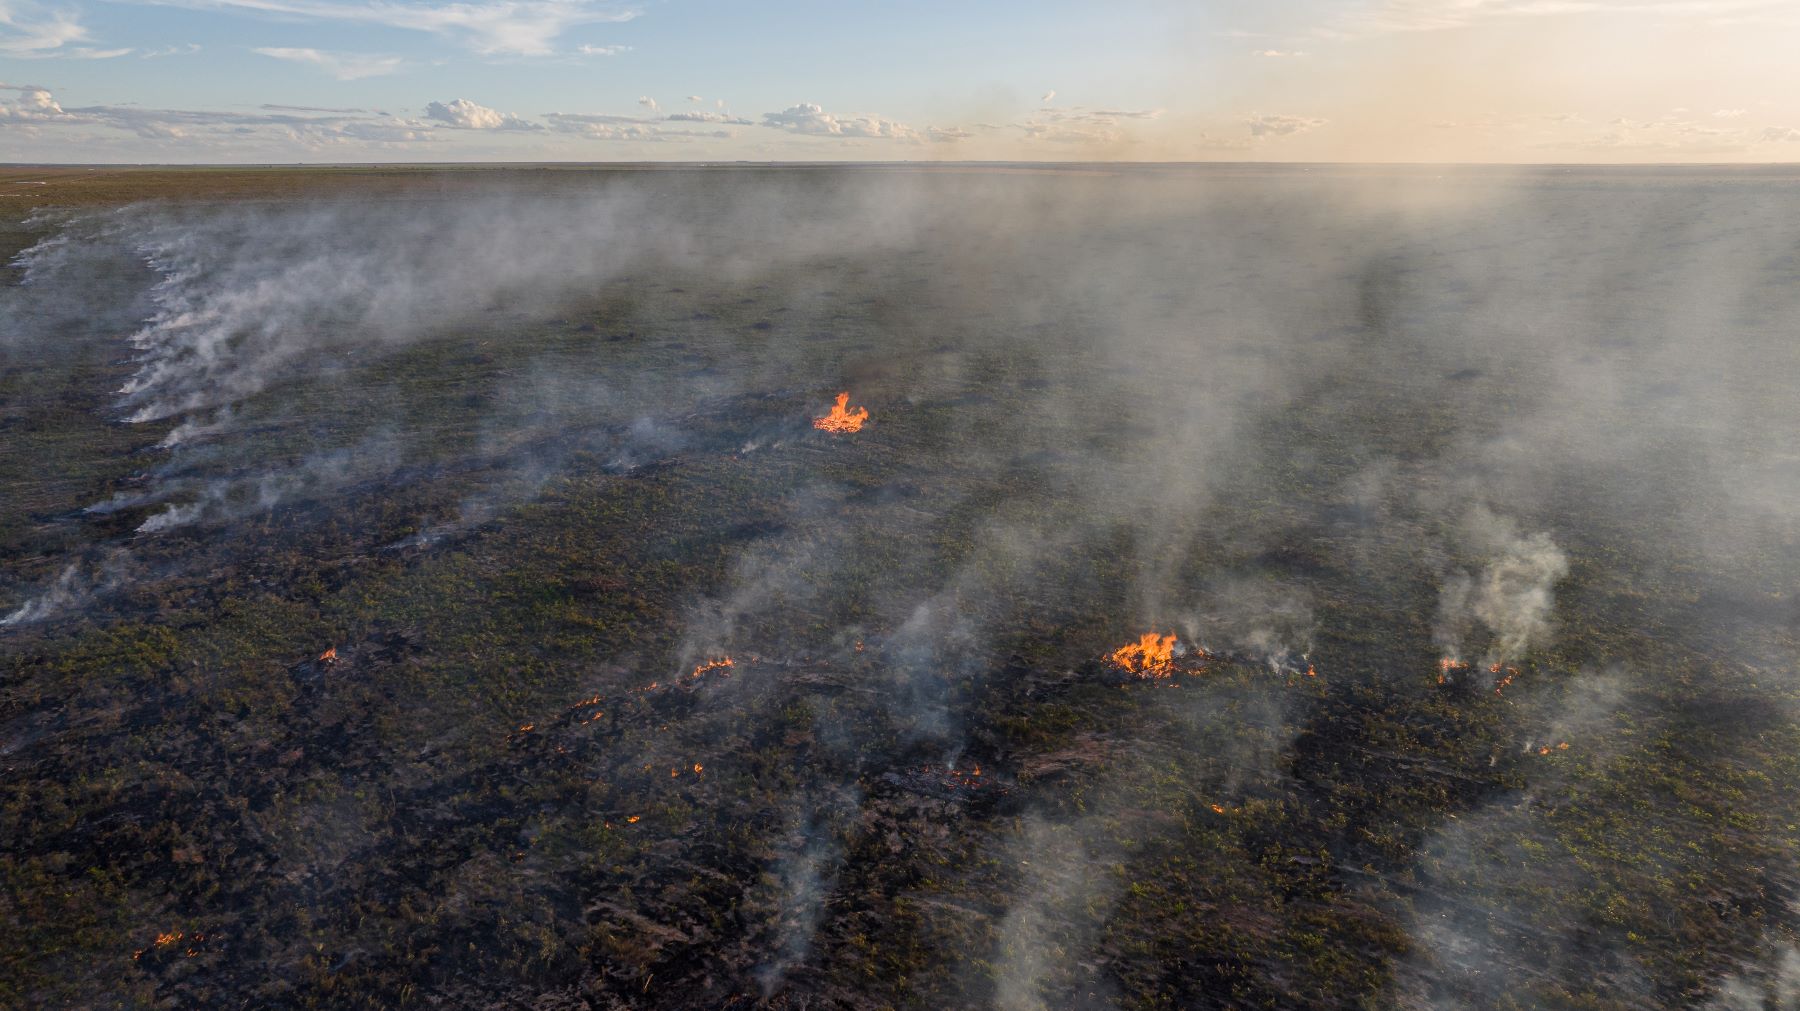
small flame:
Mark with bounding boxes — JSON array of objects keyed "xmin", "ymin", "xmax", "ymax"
[
  {"xmin": 812, "ymin": 391, "xmax": 869, "ymax": 434},
  {"xmin": 1437, "ymin": 657, "xmax": 1469, "ymax": 684},
  {"xmin": 693, "ymin": 762, "xmax": 704, "ymax": 775},
  {"xmin": 1111, "ymin": 632, "xmax": 1178, "ymax": 678},
  {"xmin": 1493, "ymin": 666, "xmax": 1520, "ymax": 695},
  {"xmin": 626, "ymin": 815, "xmax": 640, "ymax": 824},
  {"xmin": 691, "ymin": 656, "xmax": 734, "ymax": 679},
  {"xmin": 318, "ymin": 647, "xmax": 337, "ymax": 663},
  {"xmin": 1210, "ymin": 803, "xmax": 1227, "ymax": 814}
]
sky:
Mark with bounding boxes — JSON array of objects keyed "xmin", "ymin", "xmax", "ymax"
[{"xmin": 2, "ymin": 0, "xmax": 1799, "ymax": 163}]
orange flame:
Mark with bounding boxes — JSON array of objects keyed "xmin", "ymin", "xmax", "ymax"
[
  {"xmin": 691, "ymin": 656, "xmax": 734, "ymax": 679},
  {"xmin": 1112, "ymin": 632, "xmax": 1178, "ymax": 678},
  {"xmin": 318, "ymin": 647, "xmax": 337, "ymax": 663},
  {"xmin": 812, "ymin": 391, "xmax": 869, "ymax": 434},
  {"xmin": 1437, "ymin": 657, "xmax": 1468, "ymax": 684},
  {"xmin": 1493, "ymin": 667, "xmax": 1520, "ymax": 695}
]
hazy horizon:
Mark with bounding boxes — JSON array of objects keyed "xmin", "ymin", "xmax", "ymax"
[{"xmin": 5, "ymin": 0, "xmax": 1800, "ymax": 164}]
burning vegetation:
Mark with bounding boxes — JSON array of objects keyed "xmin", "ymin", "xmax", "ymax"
[
  {"xmin": 812, "ymin": 392, "xmax": 869, "ymax": 434},
  {"xmin": 1111, "ymin": 632, "xmax": 1180, "ymax": 678}
]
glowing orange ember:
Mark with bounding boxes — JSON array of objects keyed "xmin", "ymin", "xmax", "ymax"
[
  {"xmin": 693, "ymin": 763, "xmax": 704, "ymax": 775},
  {"xmin": 626, "ymin": 815, "xmax": 640, "ymax": 824},
  {"xmin": 1112, "ymin": 632, "xmax": 1178, "ymax": 678},
  {"xmin": 318, "ymin": 647, "xmax": 337, "ymax": 663},
  {"xmin": 812, "ymin": 391, "xmax": 869, "ymax": 434},
  {"xmin": 1437, "ymin": 657, "xmax": 1469, "ymax": 684}
]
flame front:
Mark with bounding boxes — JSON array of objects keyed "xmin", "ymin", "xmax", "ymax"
[
  {"xmin": 1112, "ymin": 632, "xmax": 1178, "ymax": 678},
  {"xmin": 691, "ymin": 656, "xmax": 734, "ymax": 679},
  {"xmin": 812, "ymin": 391, "xmax": 869, "ymax": 434}
]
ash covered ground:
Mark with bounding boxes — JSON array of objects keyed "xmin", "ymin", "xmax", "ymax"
[{"xmin": 3, "ymin": 165, "xmax": 1800, "ymax": 1009}]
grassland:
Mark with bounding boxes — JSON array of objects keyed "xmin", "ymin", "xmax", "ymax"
[{"xmin": 2, "ymin": 167, "xmax": 1798, "ymax": 1008}]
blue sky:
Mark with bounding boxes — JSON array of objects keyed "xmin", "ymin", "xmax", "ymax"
[{"xmin": 3, "ymin": 0, "xmax": 1799, "ymax": 162}]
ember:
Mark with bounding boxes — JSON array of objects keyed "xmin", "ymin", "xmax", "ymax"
[
  {"xmin": 1437, "ymin": 657, "xmax": 1469, "ymax": 684},
  {"xmin": 318, "ymin": 647, "xmax": 337, "ymax": 664},
  {"xmin": 812, "ymin": 391, "xmax": 869, "ymax": 433},
  {"xmin": 1112, "ymin": 632, "xmax": 1179, "ymax": 678}
]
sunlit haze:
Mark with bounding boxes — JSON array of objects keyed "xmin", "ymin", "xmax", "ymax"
[{"xmin": 4, "ymin": 0, "xmax": 1800, "ymax": 162}]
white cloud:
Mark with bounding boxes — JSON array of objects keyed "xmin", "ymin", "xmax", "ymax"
[
  {"xmin": 1713, "ymin": 108, "xmax": 1748, "ymax": 117},
  {"xmin": 637, "ymin": 95, "xmax": 657, "ymax": 112},
  {"xmin": 1251, "ymin": 49, "xmax": 1308, "ymax": 57},
  {"xmin": 135, "ymin": 0, "xmax": 637, "ymax": 56},
  {"xmin": 1763, "ymin": 127, "xmax": 1800, "ymax": 142},
  {"xmin": 0, "ymin": 1, "xmax": 88, "ymax": 54},
  {"xmin": 542, "ymin": 111, "xmax": 727, "ymax": 142},
  {"xmin": 1244, "ymin": 113, "xmax": 1326, "ymax": 138},
  {"xmin": 1017, "ymin": 105, "xmax": 1162, "ymax": 145},
  {"xmin": 576, "ymin": 42, "xmax": 627, "ymax": 55},
  {"xmin": 666, "ymin": 110, "xmax": 750, "ymax": 125},
  {"xmin": 1041, "ymin": 90, "xmax": 1056, "ymax": 102},
  {"xmin": 761, "ymin": 102, "xmax": 920, "ymax": 141},
  {"xmin": 141, "ymin": 42, "xmax": 203, "ymax": 57},
  {"xmin": 927, "ymin": 125, "xmax": 972, "ymax": 143},
  {"xmin": 686, "ymin": 94, "xmax": 702, "ymax": 103},
  {"xmin": 424, "ymin": 97, "xmax": 541, "ymax": 130},
  {"xmin": 254, "ymin": 46, "xmax": 403, "ymax": 80},
  {"xmin": 0, "ymin": 84, "xmax": 438, "ymax": 146},
  {"xmin": 0, "ymin": 81, "xmax": 72, "ymax": 121}
]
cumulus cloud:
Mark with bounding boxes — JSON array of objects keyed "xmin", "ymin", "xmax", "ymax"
[
  {"xmin": 666, "ymin": 110, "xmax": 751, "ymax": 125},
  {"xmin": 0, "ymin": 84, "xmax": 437, "ymax": 146},
  {"xmin": 253, "ymin": 46, "xmax": 403, "ymax": 80},
  {"xmin": 761, "ymin": 102, "xmax": 920, "ymax": 141},
  {"xmin": 131, "ymin": 0, "xmax": 636, "ymax": 56},
  {"xmin": 0, "ymin": 81, "xmax": 73, "ymax": 123},
  {"xmin": 425, "ymin": 97, "xmax": 541, "ymax": 130},
  {"xmin": 1244, "ymin": 113, "xmax": 1326, "ymax": 137},
  {"xmin": 1041, "ymin": 89, "xmax": 1056, "ymax": 102},
  {"xmin": 637, "ymin": 95, "xmax": 657, "ymax": 112}
]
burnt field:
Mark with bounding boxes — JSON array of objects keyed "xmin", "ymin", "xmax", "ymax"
[{"xmin": 3, "ymin": 165, "xmax": 1800, "ymax": 1009}]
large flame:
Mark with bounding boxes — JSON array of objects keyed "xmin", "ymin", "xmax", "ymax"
[
  {"xmin": 1112, "ymin": 632, "xmax": 1178, "ymax": 678},
  {"xmin": 813, "ymin": 391, "xmax": 869, "ymax": 434}
]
